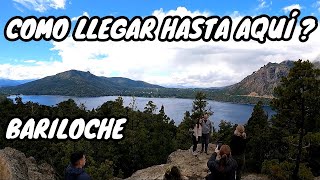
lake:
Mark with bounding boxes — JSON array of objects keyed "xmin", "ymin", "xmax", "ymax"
[{"xmin": 7, "ymin": 95, "xmax": 275, "ymax": 128}]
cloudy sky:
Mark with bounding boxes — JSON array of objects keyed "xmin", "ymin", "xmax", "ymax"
[{"xmin": 0, "ymin": 0, "xmax": 320, "ymax": 87}]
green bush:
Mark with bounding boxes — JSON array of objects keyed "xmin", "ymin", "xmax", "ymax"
[{"xmin": 262, "ymin": 160, "xmax": 314, "ymax": 180}]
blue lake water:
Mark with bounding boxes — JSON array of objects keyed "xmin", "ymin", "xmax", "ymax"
[{"xmin": 8, "ymin": 95, "xmax": 275, "ymax": 128}]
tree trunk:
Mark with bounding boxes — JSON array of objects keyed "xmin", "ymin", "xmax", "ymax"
[{"xmin": 293, "ymin": 97, "xmax": 305, "ymax": 180}]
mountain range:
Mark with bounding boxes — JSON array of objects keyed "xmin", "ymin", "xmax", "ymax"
[
  {"xmin": 0, "ymin": 79, "xmax": 34, "ymax": 88},
  {"xmin": 1, "ymin": 70, "xmax": 163, "ymax": 96},
  {"xmin": 226, "ymin": 61, "xmax": 320, "ymax": 97},
  {"xmin": 1, "ymin": 60, "xmax": 319, "ymax": 101},
  {"xmin": 226, "ymin": 61, "xmax": 294, "ymax": 97}
]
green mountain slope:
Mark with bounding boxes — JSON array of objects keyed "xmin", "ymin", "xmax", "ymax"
[{"xmin": 1, "ymin": 70, "xmax": 163, "ymax": 96}]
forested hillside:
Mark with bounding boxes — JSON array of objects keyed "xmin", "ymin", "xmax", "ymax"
[{"xmin": 0, "ymin": 60, "xmax": 319, "ymax": 180}]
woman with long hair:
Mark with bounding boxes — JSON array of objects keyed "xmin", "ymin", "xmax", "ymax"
[
  {"xmin": 207, "ymin": 145, "xmax": 237, "ymax": 180},
  {"xmin": 190, "ymin": 118, "xmax": 202, "ymax": 156}
]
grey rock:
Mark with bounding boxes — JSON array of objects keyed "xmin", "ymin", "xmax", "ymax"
[{"xmin": 0, "ymin": 147, "xmax": 55, "ymax": 180}]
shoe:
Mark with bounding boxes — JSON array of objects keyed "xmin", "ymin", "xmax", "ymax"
[
  {"xmin": 192, "ymin": 151, "xmax": 198, "ymax": 156},
  {"xmin": 200, "ymin": 150, "xmax": 204, "ymax": 153},
  {"xmin": 205, "ymin": 152, "xmax": 209, "ymax": 155}
]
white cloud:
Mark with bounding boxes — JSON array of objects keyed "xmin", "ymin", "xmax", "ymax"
[
  {"xmin": 71, "ymin": 12, "xmax": 90, "ymax": 22},
  {"xmin": 23, "ymin": 60, "xmax": 37, "ymax": 63},
  {"xmin": 256, "ymin": 0, "xmax": 272, "ymax": 10},
  {"xmin": 1, "ymin": 7, "xmax": 320, "ymax": 88},
  {"xmin": 282, "ymin": 4, "xmax": 302, "ymax": 13},
  {"xmin": 13, "ymin": 0, "xmax": 67, "ymax": 12},
  {"xmin": 49, "ymin": 0, "xmax": 65, "ymax": 9},
  {"xmin": 13, "ymin": 3, "xmax": 25, "ymax": 12},
  {"xmin": 152, "ymin": 7, "xmax": 211, "ymax": 17},
  {"xmin": 258, "ymin": 0, "xmax": 266, "ymax": 9}
]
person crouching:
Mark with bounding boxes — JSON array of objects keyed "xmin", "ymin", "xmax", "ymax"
[{"xmin": 206, "ymin": 145, "xmax": 237, "ymax": 180}]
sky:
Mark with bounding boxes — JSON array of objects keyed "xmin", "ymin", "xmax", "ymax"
[{"xmin": 0, "ymin": 0, "xmax": 320, "ymax": 88}]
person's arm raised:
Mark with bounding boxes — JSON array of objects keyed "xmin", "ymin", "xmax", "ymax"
[
  {"xmin": 207, "ymin": 152, "xmax": 219, "ymax": 171},
  {"xmin": 199, "ymin": 118, "xmax": 203, "ymax": 124}
]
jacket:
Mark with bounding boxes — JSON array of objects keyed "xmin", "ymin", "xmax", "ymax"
[
  {"xmin": 65, "ymin": 164, "xmax": 91, "ymax": 180},
  {"xmin": 230, "ymin": 134, "xmax": 247, "ymax": 156},
  {"xmin": 207, "ymin": 153, "xmax": 237, "ymax": 180},
  {"xmin": 193, "ymin": 124, "xmax": 202, "ymax": 139},
  {"xmin": 201, "ymin": 119, "xmax": 212, "ymax": 134}
]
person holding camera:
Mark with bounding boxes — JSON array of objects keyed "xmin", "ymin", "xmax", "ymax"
[{"xmin": 206, "ymin": 144, "xmax": 237, "ymax": 180}]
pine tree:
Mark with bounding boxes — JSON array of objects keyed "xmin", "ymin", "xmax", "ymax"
[
  {"xmin": 159, "ymin": 105, "xmax": 171, "ymax": 123},
  {"xmin": 217, "ymin": 120, "xmax": 233, "ymax": 143},
  {"xmin": 191, "ymin": 91, "xmax": 212, "ymax": 120},
  {"xmin": 144, "ymin": 101, "xmax": 157, "ymax": 114},
  {"xmin": 245, "ymin": 101, "xmax": 270, "ymax": 172},
  {"xmin": 246, "ymin": 101, "xmax": 268, "ymax": 134},
  {"xmin": 271, "ymin": 60, "xmax": 320, "ymax": 179},
  {"xmin": 176, "ymin": 111, "xmax": 193, "ymax": 149},
  {"xmin": 176, "ymin": 92, "xmax": 214, "ymax": 149}
]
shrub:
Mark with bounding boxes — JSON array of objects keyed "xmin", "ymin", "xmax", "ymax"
[{"xmin": 262, "ymin": 160, "xmax": 314, "ymax": 180}]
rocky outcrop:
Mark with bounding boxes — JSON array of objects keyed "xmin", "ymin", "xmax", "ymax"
[
  {"xmin": 126, "ymin": 144, "xmax": 269, "ymax": 180},
  {"xmin": 126, "ymin": 144, "xmax": 215, "ymax": 180},
  {"xmin": 227, "ymin": 60, "xmax": 320, "ymax": 96},
  {"xmin": 227, "ymin": 61, "xmax": 294, "ymax": 96},
  {"xmin": 0, "ymin": 147, "xmax": 55, "ymax": 180}
]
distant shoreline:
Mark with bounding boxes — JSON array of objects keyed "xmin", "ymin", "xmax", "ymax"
[{"xmin": 7, "ymin": 93, "xmax": 271, "ymax": 106}]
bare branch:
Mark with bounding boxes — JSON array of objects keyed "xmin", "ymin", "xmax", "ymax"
[{"xmin": 289, "ymin": 157, "xmax": 297, "ymax": 161}]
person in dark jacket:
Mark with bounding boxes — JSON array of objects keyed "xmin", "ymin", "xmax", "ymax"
[
  {"xmin": 65, "ymin": 151, "xmax": 91, "ymax": 180},
  {"xmin": 230, "ymin": 125, "xmax": 247, "ymax": 180},
  {"xmin": 207, "ymin": 145, "xmax": 237, "ymax": 180}
]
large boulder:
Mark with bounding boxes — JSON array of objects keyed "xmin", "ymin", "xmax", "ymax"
[
  {"xmin": 0, "ymin": 147, "xmax": 55, "ymax": 180},
  {"xmin": 126, "ymin": 143, "xmax": 270, "ymax": 180},
  {"xmin": 126, "ymin": 143, "xmax": 216, "ymax": 180}
]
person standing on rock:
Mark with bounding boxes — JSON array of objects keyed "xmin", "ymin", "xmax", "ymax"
[
  {"xmin": 190, "ymin": 118, "xmax": 202, "ymax": 156},
  {"xmin": 230, "ymin": 125, "xmax": 247, "ymax": 180},
  {"xmin": 201, "ymin": 114, "xmax": 212, "ymax": 155},
  {"xmin": 207, "ymin": 144, "xmax": 238, "ymax": 180},
  {"xmin": 65, "ymin": 151, "xmax": 91, "ymax": 180}
]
